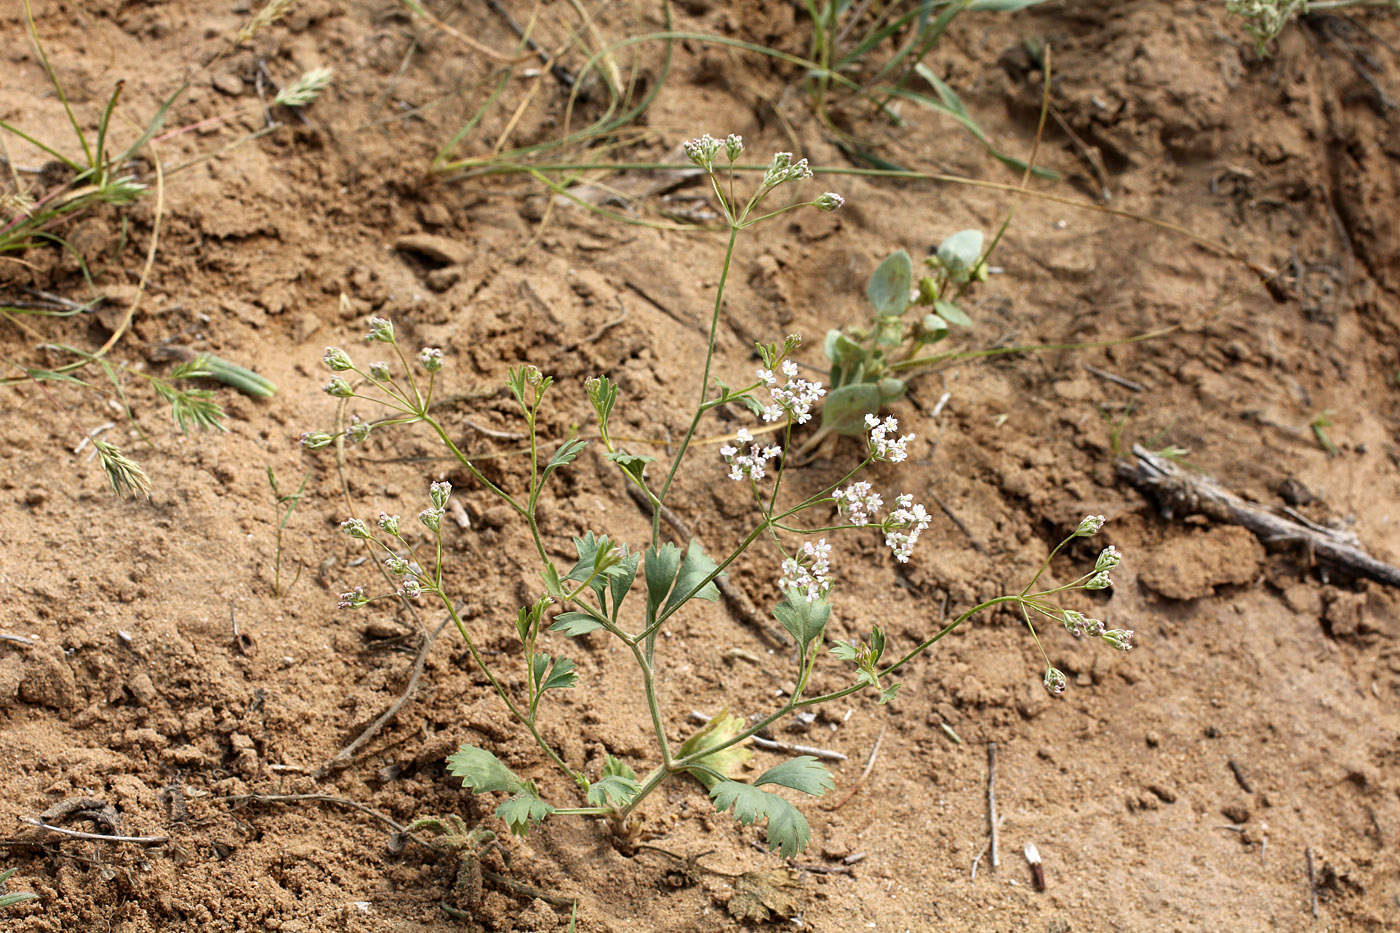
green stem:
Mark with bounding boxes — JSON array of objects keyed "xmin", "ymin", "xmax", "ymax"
[{"xmin": 439, "ymin": 598, "xmax": 581, "ymax": 788}]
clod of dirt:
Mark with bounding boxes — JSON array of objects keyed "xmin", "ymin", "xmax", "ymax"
[
  {"xmin": 1221, "ymin": 802, "xmax": 1250, "ymax": 824},
  {"xmin": 394, "ymin": 233, "xmax": 470, "ymax": 267},
  {"xmin": 1136, "ymin": 525, "xmax": 1265, "ymax": 600},
  {"xmin": 5, "ymin": 645, "xmax": 79, "ymax": 710},
  {"xmin": 724, "ymin": 870, "xmax": 804, "ymax": 922}
]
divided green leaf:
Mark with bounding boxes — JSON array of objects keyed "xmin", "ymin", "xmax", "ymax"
[
  {"xmin": 446, "ymin": 744, "xmax": 526, "ymax": 795},
  {"xmin": 542, "ymin": 438, "xmax": 588, "ymax": 483},
  {"xmin": 678, "ymin": 708, "xmax": 753, "ymax": 790},
  {"xmin": 586, "ymin": 774, "xmax": 641, "ymax": 808},
  {"xmin": 605, "ymin": 451, "xmax": 655, "ymax": 484},
  {"xmin": 495, "ymin": 793, "xmax": 555, "ymax": 836},
  {"xmin": 754, "ymin": 756, "xmax": 835, "ymax": 797},
  {"xmin": 708, "ymin": 781, "xmax": 813, "ymax": 857},
  {"xmin": 550, "ymin": 611, "xmax": 605, "ymax": 637}
]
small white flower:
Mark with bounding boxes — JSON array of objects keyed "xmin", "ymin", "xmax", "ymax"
[
  {"xmin": 882, "ymin": 494, "xmax": 930, "ymax": 562},
  {"xmin": 778, "ymin": 540, "xmax": 834, "ymax": 602},
  {"xmin": 867, "ymin": 415, "xmax": 913, "ymax": 463},
  {"xmin": 720, "ymin": 427, "xmax": 781, "ymax": 482},
  {"xmin": 834, "ymin": 481, "xmax": 884, "ymax": 526}
]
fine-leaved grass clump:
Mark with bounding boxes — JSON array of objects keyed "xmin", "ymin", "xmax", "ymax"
[{"xmin": 304, "ymin": 133, "xmax": 1133, "ymax": 857}]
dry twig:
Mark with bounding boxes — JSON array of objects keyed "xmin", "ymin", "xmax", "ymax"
[
  {"xmin": 1119, "ymin": 444, "xmax": 1400, "ymax": 588},
  {"xmin": 987, "ymin": 741, "xmax": 1000, "ymax": 870}
]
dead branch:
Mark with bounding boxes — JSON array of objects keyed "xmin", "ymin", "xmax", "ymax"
[{"xmin": 1119, "ymin": 444, "xmax": 1400, "ymax": 588}]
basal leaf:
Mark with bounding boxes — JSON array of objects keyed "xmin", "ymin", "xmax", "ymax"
[
  {"xmin": 937, "ymin": 230, "xmax": 984, "ymax": 273},
  {"xmin": 709, "ymin": 781, "xmax": 813, "ymax": 858},
  {"xmin": 819, "ymin": 382, "xmax": 884, "ymax": 436},
  {"xmin": 867, "ymin": 250, "xmax": 913, "ymax": 317},
  {"xmin": 446, "ymin": 744, "xmax": 524, "ymax": 795},
  {"xmin": 934, "ymin": 299, "xmax": 973, "ymax": 328},
  {"xmin": 754, "ymin": 756, "xmax": 835, "ymax": 797},
  {"xmin": 495, "ymin": 793, "xmax": 555, "ymax": 836},
  {"xmin": 679, "ymin": 708, "xmax": 752, "ymax": 790},
  {"xmin": 586, "ymin": 773, "xmax": 641, "ymax": 808}
]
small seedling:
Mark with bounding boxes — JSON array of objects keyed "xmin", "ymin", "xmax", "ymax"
[
  {"xmin": 304, "ymin": 134, "xmax": 1131, "ymax": 860},
  {"xmin": 0, "ymin": 868, "xmax": 36, "ymax": 911},
  {"xmin": 267, "ymin": 466, "xmax": 311, "ymax": 596},
  {"xmin": 1310, "ymin": 410, "xmax": 1339, "ymax": 457}
]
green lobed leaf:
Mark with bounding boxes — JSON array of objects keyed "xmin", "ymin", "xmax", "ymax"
[
  {"xmin": 551, "ymin": 611, "xmax": 605, "ymax": 637},
  {"xmin": 605, "ymin": 451, "xmax": 654, "ymax": 484},
  {"xmin": 602, "ymin": 753, "xmax": 637, "ymax": 782},
  {"xmin": 644, "ymin": 542, "xmax": 682, "ymax": 618},
  {"xmin": 772, "ymin": 589, "xmax": 831, "ymax": 651},
  {"xmin": 708, "ymin": 781, "xmax": 813, "ymax": 858},
  {"xmin": 541, "ymin": 657, "xmax": 578, "ymax": 693},
  {"xmin": 867, "ymin": 250, "xmax": 913, "ymax": 317},
  {"xmin": 446, "ymin": 745, "xmax": 525, "ymax": 795},
  {"xmin": 755, "ymin": 756, "xmax": 835, "ymax": 797},
  {"xmin": 878, "ymin": 682, "xmax": 902, "ymax": 705},
  {"xmin": 607, "ymin": 550, "xmax": 640, "ymax": 622},
  {"xmin": 495, "ymin": 793, "xmax": 555, "ymax": 836},
  {"xmin": 664, "ymin": 539, "xmax": 721, "ymax": 617},
  {"xmin": 542, "ymin": 438, "xmax": 588, "ymax": 483}
]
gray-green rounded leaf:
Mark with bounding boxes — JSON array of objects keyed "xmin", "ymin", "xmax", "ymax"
[
  {"xmin": 937, "ymin": 230, "xmax": 983, "ymax": 272},
  {"xmin": 867, "ymin": 250, "xmax": 913, "ymax": 317}
]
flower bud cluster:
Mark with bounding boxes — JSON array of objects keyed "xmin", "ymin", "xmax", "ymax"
[
  {"xmin": 683, "ymin": 134, "xmax": 722, "ymax": 169},
  {"xmin": 758, "ymin": 360, "xmax": 826, "ymax": 425},
  {"xmin": 323, "ymin": 377, "xmax": 353, "ymax": 398},
  {"xmin": 1075, "ymin": 514, "xmax": 1105, "ymax": 537},
  {"xmin": 779, "ymin": 539, "xmax": 833, "ymax": 602},
  {"xmin": 419, "ymin": 347, "xmax": 443, "ymax": 373},
  {"xmin": 377, "ymin": 512, "xmax": 401, "ymax": 535},
  {"xmin": 368, "ymin": 361, "xmax": 392, "ymax": 382},
  {"xmin": 1062, "ymin": 609, "xmax": 1106, "ymax": 639},
  {"xmin": 866, "ymin": 414, "xmax": 913, "ymax": 463},
  {"xmin": 1043, "ymin": 667, "xmax": 1068, "ymax": 695},
  {"xmin": 366, "ymin": 317, "xmax": 395, "ymax": 343},
  {"xmin": 346, "ymin": 416, "xmax": 371, "ymax": 444},
  {"xmin": 301, "ymin": 432, "xmax": 334, "ymax": 449},
  {"xmin": 720, "ymin": 427, "xmax": 781, "ymax": 482},
  {"xmin": 323, "ymin": 347, "xmax": 353, "ymax": 371},
  {"xmin": 338, "ymin": 586, "xmax": 368, "ymax": 610},
  {"xmin": 762, "ymin": 152, "xmax": 812, "ymax": 187},
  {"xmin": 814, "ymin": 192, "xmax": 845, "ymax": 213}
]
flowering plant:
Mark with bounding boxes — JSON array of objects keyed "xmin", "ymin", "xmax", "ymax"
[{"xmin": 302, "ymin": 134, "xmax": 1132, "ymax": 857}]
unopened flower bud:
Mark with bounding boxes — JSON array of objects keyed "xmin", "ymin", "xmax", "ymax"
[
  {"xmin": 724, "ymin": 134, "xmax": 743, "ymax": 160},
  {"xmin": 762, "ymin": 151, "xmax": 793, "ymax": 186},
  {"xmin": 337, "ymin": 586, "xmax": 368, "ymax": 610},
  {"xmin": 1102, "ymin": 629, "xmax": 1134, "ymax": 651},
  {"xmin": 323, "ymin": 347, "xmax": 353, "ymax": 371},
  {"xmin": 300, "ymin": 431, "xmax": 334, "ymax": 450},
  {"xmin": 784, "ymin": 158, "xmax": 812, "ymax": 181},
  {"xmin": 419, "ymin": 506, "xmax": 444, "ymax": 532},
  {"xmin": 1085, "ymin": 571, "xmax": 1113, "ymax": 591},
  {"xmin": 418, "ymin": 347, "xmax": 443, "ymax": 373},
  {"xmin": 683, "ymin": 134, "xmax": 721, "ymax": 168},
  {"xmin": 377, "ymin": 512, "xmax": 401, "ymax": 535},
  {"xmin": 322, "ymin": 377, "xmax": 354, "ymax": 398},
  {"xmin": 346, "ymin": 417, "xmax": 371, "ymax": 445},
  {"xmin": 368, "ymin": 361, "xmax": 391, "ymax": 382},
  {"xmin": 1075, "ymin": 514, "xmax": 1106, "ymax": 537},
  {"xmin": 340, "ymin": 518, "xmax": 371, "ymax": 539},
  {"xmin": 384, "ymin": 556, "xmax": 410, "ymax": 575},
  {"xmin": 429, "ymin": 480, "xmax": 452, "ymax": 509},
  {"xmin": 398, "ymin": 577, "xmax": 423, "ymax": 598},
  {"xmin": 815, "ymin": 192, "xmax": 845, "ymax": 212},
  {"xmin": 1043, "ymin": 667, "xmax": 1067, "ymax": 695},
  {"xmin": 1062, "ymin": 609, "xmax": 1090, "ymax": 638},
  {"xmin": 366, "ymin": 316, "xmax": 395, "ymax": 343},
  {"xmin": 1095, "ymin": 545, "xmax": 1122, "ymax": 572}
]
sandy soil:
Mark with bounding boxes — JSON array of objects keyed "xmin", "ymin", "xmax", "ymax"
[{"xmin": 2, "ymin": 1, "xmax": 1399, "ymax": 931}]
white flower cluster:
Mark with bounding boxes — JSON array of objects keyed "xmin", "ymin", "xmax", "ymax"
[
  {"xmin": 779, "ymin": 539, "xmax": 833, "ymax": 602},
  {"xmin": 882, "ymin": 494, "xmax": 930, "ymax": 563},
  {"xmin": 758, "ymin": 360, "xmax": 826, "ymax": 425},
  {"xmin": 866, "ymin": 414, "xmax": 913, "ymax": 463},
  {"xmin": 720, "ymin": 427, "xmax": 782, "ymax": 482},
  {"xmin": 832, "ymin": 481, "xmax": 884, "ymax": 526}
]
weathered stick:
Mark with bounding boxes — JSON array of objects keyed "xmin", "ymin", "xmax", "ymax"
[
  {"xmin": 987, "ymin": 742, "xmax": 1000, "ymax": 870},
  {"xmin": 1119, "ymin": 444, "xmax": 1400, "ymax": 588}
]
